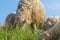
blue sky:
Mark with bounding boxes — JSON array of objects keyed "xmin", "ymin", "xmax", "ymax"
[{"xmin": 0, "ymin": 0, "xmax": 60, "ymax": 24}]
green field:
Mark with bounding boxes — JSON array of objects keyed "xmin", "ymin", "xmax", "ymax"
[{"xmin": 0, "ymin": 25, "xmax": 42, "ymax": 40}]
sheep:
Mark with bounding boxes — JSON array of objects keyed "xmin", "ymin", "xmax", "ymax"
[
  {"xmin": 38, "ymin": 22, "xmax": 60, "ymax": 40},
  {"xmin": 16, "ymin": 0, "xmax": 46, "ymax": 30},
  {"xmin": 5, "ymin": 12, "xmax": 20, "ymax": 29},
  {"xmin": 43, "ymin": 16, "xmax": 60, "ymax": 30}
]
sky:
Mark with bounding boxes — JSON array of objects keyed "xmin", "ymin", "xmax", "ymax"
[{"xmin": 0, "ymin": 0, "xmax": 60, "ymax": 24}]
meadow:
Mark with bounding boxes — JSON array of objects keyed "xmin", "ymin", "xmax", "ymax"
[{"xmin": 0, "ymin": 24, "xmax": 43, "ymax": 40}]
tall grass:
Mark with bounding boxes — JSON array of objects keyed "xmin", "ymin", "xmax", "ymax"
[{"xmin": 0, "ymin": 24, "xmax": 43, "ymax": 40}]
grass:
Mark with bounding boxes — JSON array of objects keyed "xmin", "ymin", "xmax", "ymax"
[{"xmin": 0, "ymin": 24, "xmax": 43, "ymax": 40}]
